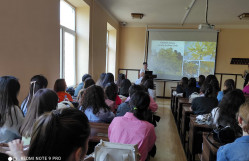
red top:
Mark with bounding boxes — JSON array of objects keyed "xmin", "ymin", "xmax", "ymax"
[{"xmin": 57, "ymin": 91, "xmax": 73, "ymax": 103}]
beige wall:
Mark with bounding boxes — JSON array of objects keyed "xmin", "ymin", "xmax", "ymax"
[
  {"xmin": 85, "ymin": 0, "xmax": 120, "ymax": 81},
  {"xmin": 0, "ymin": 0, "xmax": 60, "ymax": 102},
  {"xmin": 119, "ymin": 27, "xmax": 147, "ymax": 69},
  {"xmin": 76, "ymin": 5, "xmax": 90, "ymax": 84}
]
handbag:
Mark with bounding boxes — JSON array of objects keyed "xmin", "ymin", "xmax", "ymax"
[
  {"xmin": 212, "ymin": 125, "xmax": 236, "ymax": 144},
  {"xmin": 94, "ymin": 140, "xmax": 139, "ymax": 161},
  {"xmin": 189, "ymin": 92, "xmax": 199, "ymax": 103}
]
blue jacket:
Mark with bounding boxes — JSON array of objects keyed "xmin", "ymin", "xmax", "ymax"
[
  {"xmin": 84, "ymin": 107, "xmax": 114, "ymax": 123},
  {"xmin": 217, "ymin": 91, "xmax": 224, "ymax": 103},
  {"xmin": 217, "ymin": 135, "xmax": 249, "ymax": 161},
  {"xmin": 116, "ymin": 102, "xmax": 132, "ymax": 117},
  {"xmin": 74, "ymin": 82, "xmax": 84, "ymax": 97}
]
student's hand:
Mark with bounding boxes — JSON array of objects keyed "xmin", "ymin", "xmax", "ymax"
[{"xmin": 6, "ymin": 139, "xmax": 26, "ymax": 161}]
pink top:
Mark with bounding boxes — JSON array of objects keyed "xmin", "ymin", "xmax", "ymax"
[
  {"xmin": 125, "ymin": 96, "xmax": 158, "ymax": 112},
  {"xmin": 243, "ymin": 85, "xmax": 249, "ymax": 94},
  {"xmin": 108, "ymin": 112, "xmax": 156, "ymax": 161}
]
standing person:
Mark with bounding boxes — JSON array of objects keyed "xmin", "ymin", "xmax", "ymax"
[
  {"xmin": 80, "ymin": 85, "xmax": 114, "ymax": 123},
  {"xmin": 217, "ymin": 79, "xmax": 235, "ymax": 103},
  {"xmin": 217, "ymin": 101, "xmax": 249, "ymax": 161},
  {"xmin": 21, "ymin": 75, "xmax": 48, "ymax": 116},
  {"xmin": 7, "ymin": 108, "xmax": 90, "ymax": 161},
  {"xmin": 74, "ymin": 74, "xmax": 91, "ymax": 97},
  {"xmin": 54, "ymin": 79, "xmax": 73, "ymax": 103},
  {"xmin": 109, "ymin": 91, "xmax": 156, "ymax": 161},
  {"xmin": 0, "ymin": 76, "xmax": 24, "ymax": 143},
  {"xmin": 20, "ymin": 89, "xmax": 58, "ymax": 145},
  {"xmin": 140, "ymin": 62, "xmax": 149, "ymax": 78}
]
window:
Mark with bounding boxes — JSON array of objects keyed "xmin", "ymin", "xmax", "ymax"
[{"xmin": 60, "ymin": 0, "xmax": 76, "ymax": 86}]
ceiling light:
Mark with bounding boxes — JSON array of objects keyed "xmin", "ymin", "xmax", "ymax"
[
  {"xmin": 238, "ymin": 13, "xmax": 249, "ymax": 20},
  {"xmin": 131, "ymin": 13, "xmax": 144, "ymax": 19}
]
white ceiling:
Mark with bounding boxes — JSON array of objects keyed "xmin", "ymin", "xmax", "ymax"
[{"xmin": 96, "ymin": 0, "xmax": 249, "ymax": 27}]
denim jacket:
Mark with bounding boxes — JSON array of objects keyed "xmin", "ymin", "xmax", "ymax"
[
  {"xmin": 217, "ymin": 135, "xmax": 249, "ymax": 161},
  {"xmin": 84, "ymin": 107, "xmax": 114, "ymax": 123}
]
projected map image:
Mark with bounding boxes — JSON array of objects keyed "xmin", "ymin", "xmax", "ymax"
[{"xmin": 148, "ymin": 40, "xmax": 216, "ymax": 80}]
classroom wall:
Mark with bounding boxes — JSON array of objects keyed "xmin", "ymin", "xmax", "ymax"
[
  {"xmin": 119, "ymin": 27, "xmax": 249, "ymax": 74},
  {"xmin": 84, "ymin": 0, "xmax": 120, "ymax": 81},
  {"xmin": 118, "ymin": 27, "xmax": 249, "ymax": 96},
  {"xmin": 0, "ymin": 0, "xmax": 60, "ymax": 102}
]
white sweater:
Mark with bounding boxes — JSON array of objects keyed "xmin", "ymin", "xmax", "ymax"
[{"xmin": 0, "ymin": 105, "xmax": 24, "ymax": 143}]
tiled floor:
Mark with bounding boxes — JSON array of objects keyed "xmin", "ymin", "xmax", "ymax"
[{"xmin": 150, "ymin": 99, "xmax": 187, "ymax": 161}]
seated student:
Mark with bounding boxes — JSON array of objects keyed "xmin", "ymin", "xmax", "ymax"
[
  {"xmin": 243, "ymin": 81, "xmax": 249, "ymax": 95},
  {"xmin": 7, "ymin": 108, "xmax": 90, "ymax": 161},
  {"xmin": 96, "ymin": 73, "xmax": 106, "ymax": 86},
  {"xmin": 176, "ymin": 77, "xmax": 188, "ymax": 94},
  {"xmin": 54, "ymin": 79, "xmax": 73, "ymax": 103},
  {"xmin": 191, "ymin": 84, "xmax": 218, "ymax": 115},
  {"xmin": 116, "ymin": 84, "xmax": 144, "ymax": 117},
  {"xmin": 109, "ymin": 91, "xmax": 156, "ymax": 161},
  {"xmin": 0, "ymin": 76, "xmax": 24, "ymax": 143},
  {"xmin": 80, "ymin": 85, "xmax": 114, "ymax": 123},
  {"xmin": 117, "ymin": 84, "xmax": 158, "ymax": 117},
  {"xmin": 118, "ymin": 79, "xmax": 131, "ymax": 97},
  {"xmin": 196, "ymin": 75, "xmax": 205, "ymax": 88},
  {"xmin": 217, "ymin": 101, "xmax": 249, "ymax": 161},
  {"xmin": 116, "ymin": 73, "xmax": 125, "ymax": 90},
  {"xmin": 105, "ymin": 83, "xmax": 122, "ymax": 112},
  {"xmin": 102, "ymin": 73, "xmax": 115, "ymax": 88},
  {"xmin": 20, "ymin": 89, "xmax": 58, "ymax": 145},
  {"xmin": 144, "ymin": 79, "xmax": 156, "ymax": 100},
  {"xmin": 74, "ymin": 74, "xmax": 91, "ymax": 97},
  {"xmin": 21, "ymin": 75, "xmax": 48, "ymax": 116},
  {"xmin": 185, "ymin": 78, "xmax": 200, "ymax": 98},
  {"xmin": 217, "ymin": 79, "xmax": 235, "ymax": 103},
  {"xmin": 77, "ymin": 78, "xmax": 95, "ymax": 103},
  {"xmin": 211, "ymin": 89, "xmax": 245, "ymax": 129},
  {"xmin": 135, "ymin": 72, "xmax": 144, "ymax": 85},
  {"xmin": 140, "ymin": 74, "xmax": 150, "ymax": 86}
]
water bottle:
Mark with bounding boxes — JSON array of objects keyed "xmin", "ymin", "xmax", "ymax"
[{"xmin": 64, "ymin": 95, "xmax": 69, "ymax": 101}]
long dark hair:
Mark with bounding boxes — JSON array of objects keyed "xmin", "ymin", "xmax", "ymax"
[
  {"xmin": 141, "ymin": 74, "xmax": 150, "ymax": 85},
  {"xmin": 144, "ymin": 79, "xmax": 154, "ymax": 91},
  {"xmin": 84, "ymin": 78, "xmax": 95, "ymax": 89},
  {"xmin": 20, "ymin": 89, "xmax": 58, "ymax": 137},
  {"xmin": 0, "ymin": 76, "xmax": 20, "ymax": 127},
  {"xmin": 54, "ymin": 79, "xmax": 66, "ymax": 92},
  {"xmin": 102, "ymin": 73, "xmax": 114, "ymax": 88},
  {"xmin": 119, "ymin": 79, "xmax": 132, "ymax": 97},
  {"xmin": 129, "ymin": 84, "xmax": 145, "ymax": 97},
  {"xmin": 130, "ymin": 91, "xmax": 151, "ymax": 121},
  {"xmin": 188, "ymin": 78, "xmax": 197, "ymax": 88},
  {"xmin": 28, "ymin": 108, "xmax": 90, "ymax": 160},
  {"xmin": 244, "ymin": 74, "xmax": 249, "ymax": 87},
  {"xmin": 181, "ymin": 77, "xmax": 189, "ymax": 89},
  {"xmin": 80, "ymin": 85, "xmax": 110, "ymax": 114},
  {"xmin": 105, "ymin": 83, "xmax": 118, "ymax": 101},
  {"xmin": 198, "ymin": 75, "xmax": 205, "ymax": 87},
  {"xmin": 223, "ymin": 79, "xmax": 235, "ymax": 94},
  {"xmin": 217, "ymin": 89, "xmax": 245, "ymax": 131},
  {"xmin": 116, "ymin": 74, "xmax": 125, "ymax": 88},
  {"xmin": 21, "ymin": 75, "xmax": 48, "ymax": 112}
]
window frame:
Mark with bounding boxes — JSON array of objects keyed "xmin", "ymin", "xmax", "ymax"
[{"xmin": 60, "ymin": 0, "xmax": 76, "ymax": 87}]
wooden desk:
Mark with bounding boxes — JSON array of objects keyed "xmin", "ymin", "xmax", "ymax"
[
  {"xmin": 177, "ymin": 98, "xmax": 191, "ymax": 131},
  {"xmin": 202, "ymin": 132, "xmax": 223, "ymax": 161},
  {"xmin": 89, "ymin": 122, "xmax": 109, "ymax": 142},
  {"xmin": 170, "ymin": 87, "xmax": 177, "ymax": 112},
  {"xmin": 180, "ymin": 105, "xmax": 194, "ymax": 150},
  {"xmin": 188, "ymin": 116, "xmax": 212, "ymax": 161}
]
